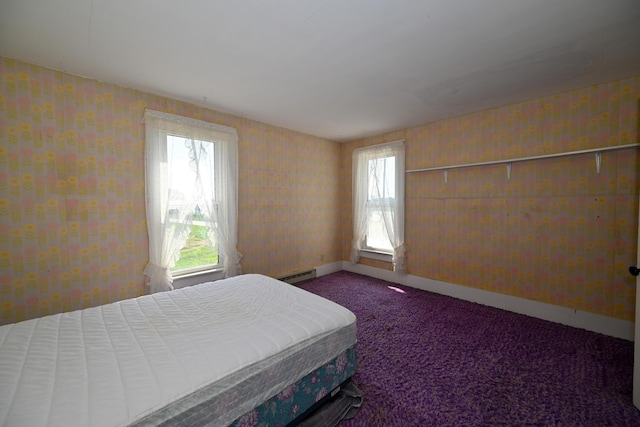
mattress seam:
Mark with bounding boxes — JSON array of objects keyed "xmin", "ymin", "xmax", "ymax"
[
  {"xmin": 81, "ymin": 311, "xmax": 90, "ymax": 426},
  {"xmin": 3, "ymin": 320, "xmax": 37, "ymax": 427},
  {"xmin": 43, "ymin": 315, "xmax": 62, "ymax": 425},
  {"xmin": 170, "ymin": 288, "xmax": 225, "ymax": 374},
  {"xmin": 161, "ymin": 290, "xmax": 219, "ymax": 378},
  {"xmin": 97, "ymin": 305, "xmax": 130, "ymax": 426},
  {"xmin": 114, "ymin": 297, "xmax": 167, "ymax": 423},
  {"xmin": 176, "ymin": 285, "xmax": 270, "ymax": 391},
  {"xmin": 126, "ymin": 289, "xmax": 220, "ymax": 422},
  {"xmin": 0, "ymin": 323, "xmax": 11, "ymax": 352},
  {"xmin": 128, "ymin": 297, "xmax": 173, "ymax": 391}
]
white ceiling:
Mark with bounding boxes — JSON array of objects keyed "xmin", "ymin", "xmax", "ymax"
[{"xmin": 1, "ymin": 0, "xmax": 640, "ymax": 142}]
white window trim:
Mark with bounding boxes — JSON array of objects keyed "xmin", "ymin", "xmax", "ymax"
[
  {"xmin": 360, "ymin": 249, "xmax": 393, "ymax": 262},
  {"xmin": 350, "ymin": 140, "xmax": 406, "ymax": 273},
  {"xmin": 143, "ymin": 109, "xmax": 242, "ymax": 293},
  {"xmin": 172, "ymin": 267, "xmax": 225, "ymax": 289},
  {"xmin": 172, "ymin": 263, "xmax": 222, "ymax": 278}
]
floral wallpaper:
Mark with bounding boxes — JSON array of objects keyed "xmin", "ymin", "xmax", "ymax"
[
  {"xmin": 0, "ymin": 57, "xmax": 341, "ymax": 325},
  {"xmin": 342, "ymin": 77, "xmax": 640, "ymax": 322},
  {"xmin": 0, "ymin": 63, "xmax": 148, "ymax": 323},
  {"xmin": 1, "ymin": 53, "xmax": 638, "ymax": 326}
]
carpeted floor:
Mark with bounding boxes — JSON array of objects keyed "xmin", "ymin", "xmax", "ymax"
[{"xmin": 298, "ymin": 271, "xmax": 640, "ymax": 426}]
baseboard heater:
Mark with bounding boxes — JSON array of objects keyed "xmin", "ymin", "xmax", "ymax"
[{"xmin": 277, "ymin": 268, "xmax": 317, "ymax": 285}]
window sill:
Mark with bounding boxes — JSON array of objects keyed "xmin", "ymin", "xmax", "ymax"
[
  {"xmin": 360, "ymin": 249, "xmax": 392, "ymax": 262},
  {"xmin": 172, "ymin": 267, "xmax": 225, "ymax": 289}
]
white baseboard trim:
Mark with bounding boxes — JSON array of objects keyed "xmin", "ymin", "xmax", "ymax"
[
  {"xmin": 341, "ymin": 261, "xmax": 634, "ymax": 341},
  {"xmin": 316, "ymin": 261, "xmax": 344, "ymax": 277}
]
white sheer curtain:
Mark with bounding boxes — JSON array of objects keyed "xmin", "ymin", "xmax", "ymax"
[
  {"xmin": 200, "ymin": 132, "xmax": 242, "ymax": 278},
  {"xmin": 143, "ymin": 109, "xmax": 241, "ymax": 293},
  {"xmin": 350, "ymin": 140, "xmax": 406, "ymax": 273}
]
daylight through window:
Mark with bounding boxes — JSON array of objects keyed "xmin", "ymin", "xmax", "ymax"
[
  {"xmin": 351, "ymin": 140, "xmax": 406, "ymax": 273},
  {"xmin": 144, "ymin": 109, "xmax": 241, "ymax": 293},
  {"xmin": 167, "ymin": 135, "xmax": 219, "ymax": 272}
]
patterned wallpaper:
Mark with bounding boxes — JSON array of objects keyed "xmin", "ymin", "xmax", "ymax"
[
  {"xmin": 342, "ymin": 77, "xmax": 640, "ymax": 322},
  {"xmin": 0, "ymin": 57, "xmax": 341, "ymax": 325},
  {"xmin": 2, "ymin": 54, "xmax": 638, "ymax": 326}
]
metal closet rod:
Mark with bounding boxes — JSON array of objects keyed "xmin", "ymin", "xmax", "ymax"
[{"xmin": 405, "ymin": 143, "xmax": 640, "ymax": 173}]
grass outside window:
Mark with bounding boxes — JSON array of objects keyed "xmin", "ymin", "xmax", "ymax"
[{"xmin": 172, "ymin": 225, "xmax": 219, "ymax": 271}]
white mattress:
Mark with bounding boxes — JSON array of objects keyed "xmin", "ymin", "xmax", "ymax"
[{"xmin": 0, "ymin": 274, "xmax": 357, "ymax": 427}]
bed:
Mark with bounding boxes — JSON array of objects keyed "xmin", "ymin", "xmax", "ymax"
[{"xmin": 0, "ymin": 274, "xmax": 357, "ymax": 426}]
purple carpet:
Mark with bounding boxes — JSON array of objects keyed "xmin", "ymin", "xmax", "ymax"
[{"xmin": 299, "ymin": 271, "xmax": 640, "ymax": 426}]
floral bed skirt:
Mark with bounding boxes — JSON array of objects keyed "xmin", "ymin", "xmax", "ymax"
[{"xmin": 230, "ymin": 346, "xmax": 357, "ymax": 427}]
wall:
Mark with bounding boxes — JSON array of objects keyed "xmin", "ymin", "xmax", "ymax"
[
  {"xmin": 341, "ymin": 77, "xmax": 640, "ymax": 323},
  {"xmin": 0, "ymin": 57, "xmax": 341, "ymax": 325},
  {"xmin": 2, "ymin": 54, "xmax": 638, "ymax": 327}
]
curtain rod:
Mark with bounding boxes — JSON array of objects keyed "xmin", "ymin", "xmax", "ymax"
[{"xmin": 406, "ymin": 143, "xmax": 640, "ymax": 174}]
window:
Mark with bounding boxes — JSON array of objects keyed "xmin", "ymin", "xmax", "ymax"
[
  {"xmin": 143, "ymin": 110, "xmax": 242, "ymax": 293},
  {"xmin": 166, "ymin": 135, "xmax": 219, "ymax": 274},
  {"xmin": 350, "ymin": 141, "xmax": 406, "ymax": 273},
  {"xmin": 364, "ymin": 155, "xmax": 396, "ymax": 252}
]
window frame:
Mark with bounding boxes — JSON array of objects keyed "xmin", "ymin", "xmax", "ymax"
[
  {"xmin": 362, "ymin": 154, "xmax": 398, "ymax": 254},
  {"xmin": 144, "ymin": 108, "xmax": 240, "ymax": 293},
  {"xmin": 352, "ymin": 141, "xmax": 405, "ymax": 259},
  {"xmin": 163, "ymin": 132, "xmax": 223, "ymax": 277}
]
